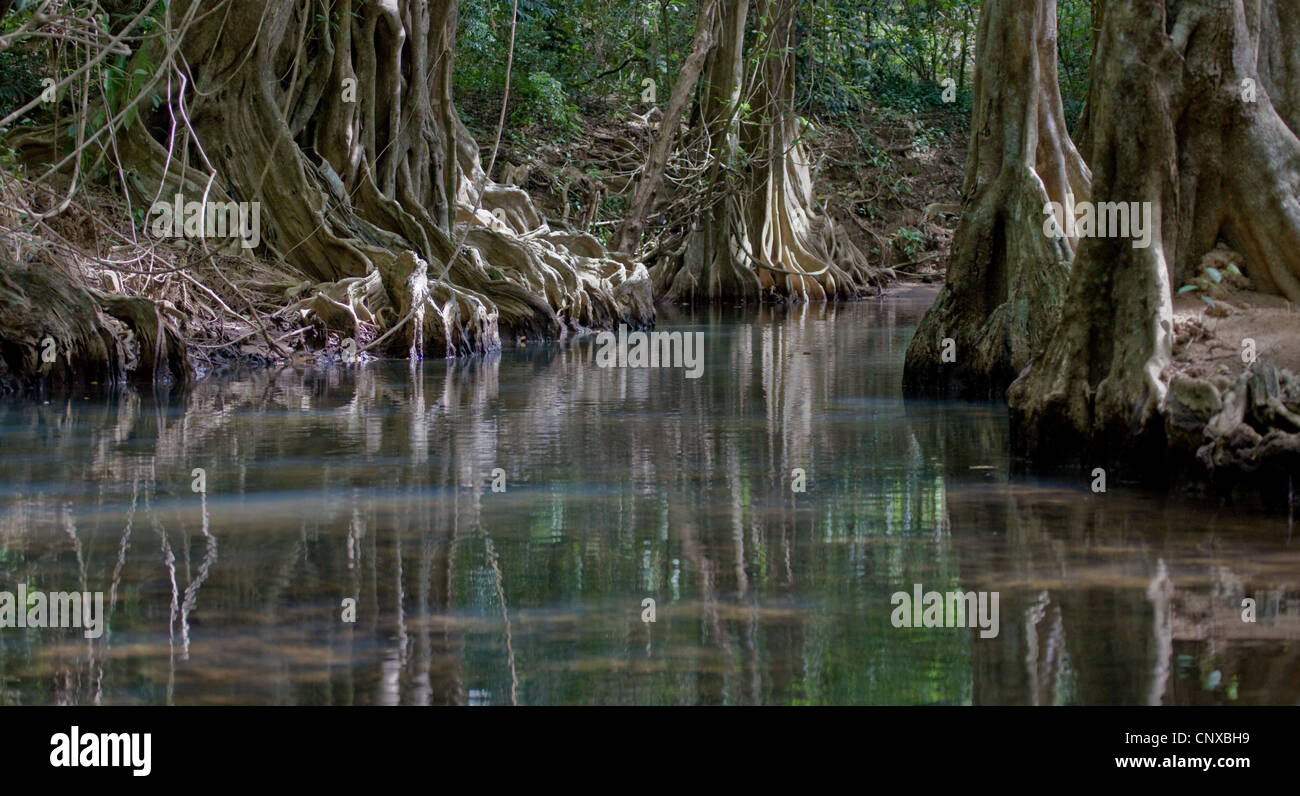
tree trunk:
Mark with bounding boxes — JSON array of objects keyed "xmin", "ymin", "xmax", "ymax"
[
  {"xmin": 1008, "ymin": 0, "xmax": 1300, "ymax": 468},
  {"xmin": 655, "ymin": 0, "xmax": 877, "ymax": 303},
  {"xmin": 118, "ymin": 0, "xmax": 653, "ymax": 360},
  {"xmin": 613, "ymin": 0, "xmax": 720, "ymax": 254},
  {"xmin": 1258, "ymin": 0, "xmax": 1300, "ymax": 134},
  {"xmin": 903, "ymin": 0, "xmax": 1089, "ymax": 400}
]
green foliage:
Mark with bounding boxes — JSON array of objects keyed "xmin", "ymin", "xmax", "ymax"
[
  {"xmin": 1178, "ymin": 261, "xmax": 1244, "ymax": 310},
  {"xmin": 511, "ymin": 71, "xmax": 581, "ymax": 130},
  {"xmin": 0, "ymin": 10, "xmax": 47, "ymax": 122},
  {"xmin": 0, "ymin": 142, "xmax": 20, "ymax": 176},
  {"xmin": 100, "ymin": 50, "xmax": 159, "ymax": 134},
  {"xmin": 892, "ymin": 226, "xmax": 925, "ymax": 260},
  {"xmin": 449, "ymin": 0, "xmax": 1095, "ymax": 156},
  {"xmin": 1057, "ymin": 0, "xmax": 1093, "ymax": 130},
  {"xmin": 0, "ymin": 49, "xmax": 44, "ymax": 120},
  {"xmin": 454, "ymin": 0, "xmax": 697, "ymax": 139},
  {"xmin": 793, "ymin": 0, "xmax": 1091, "ymax": 130},
  {"xmin": 795, "ymin": 0, "xmax": 977, "ymax": 123}
]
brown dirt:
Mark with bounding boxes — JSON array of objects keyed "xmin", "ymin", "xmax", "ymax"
[
  {"xmin": 809, "ymin": 107, "xmax": 968, "ymax": 283},
  {"xmin": 1171, "ymin": 289, "xmax": 1300, "ymax": 380}
]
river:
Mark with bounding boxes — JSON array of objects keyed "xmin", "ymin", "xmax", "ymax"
[{"xmin": 0, "ymin": 286, "xmax": 1296, "ymax": 705}]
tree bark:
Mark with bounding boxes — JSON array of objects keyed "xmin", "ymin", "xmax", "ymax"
[
  {"xmin": 903, "ymin": 0, "xmax": 1089, "ymax": 400},
  {"xmin": 1258, "ymin": 0, "xmax": 1300, "ymax": 134},
  {"xmin": 656, "ymin": 0, "xmax": 877, "ymax": 303},
  {"xmin": 1009, "ymin": 0, "xmax": 1300, "ymax": 468}
]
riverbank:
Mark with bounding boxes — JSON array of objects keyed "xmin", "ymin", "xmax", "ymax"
[
  {"xmin": 1164, "ymin": 282, "xmax": 1300, "ymax": 509},
  {"xmin": 1, "ymin": 100, "xmax": 967, "ymax": 396}
]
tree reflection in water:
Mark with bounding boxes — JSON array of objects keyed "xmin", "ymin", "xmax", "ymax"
[{"xmin": 0, "ymin": 294, "xmax": 1296, "ymax": 705}]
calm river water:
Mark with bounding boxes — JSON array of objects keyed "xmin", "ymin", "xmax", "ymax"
[{"xmin": 1, "ymin": 287, "xmax": 1296, "ymax": 705}]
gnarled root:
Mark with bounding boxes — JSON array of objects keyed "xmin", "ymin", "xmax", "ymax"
[{"xmin": 0, "ymin": 255, "xmax": 187, "ymax": 393}]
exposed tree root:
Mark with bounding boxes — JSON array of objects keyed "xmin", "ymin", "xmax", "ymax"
[
  {"xmin": 1158, "ymin": 364, "xmax": 1300, "ymax": 506},
  {"xmin": 1009, "ymin": 0, "xmax": 1300, "ymax": 471},
  {"xmin": 653, "ymin": 0, "xmax": 880, "ymax": 304},
  {"xmin": 903, "ymin": 0, "xmax": 1088, "ymax": 400},
  {"xmin": 1, "ymin": 0, "xmax": 653, "ymax": 390},
  {"xmin": 0, "ymin": 251, "xmax": 188, "ymax": 393}
]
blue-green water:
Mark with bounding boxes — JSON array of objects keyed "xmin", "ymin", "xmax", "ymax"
[{"xmin": 1, "ymin": 288, "xmax": 1297, "ymax": 705}]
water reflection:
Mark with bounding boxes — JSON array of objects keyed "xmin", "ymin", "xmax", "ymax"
[{"xmin": 0, "ymin": 290, "xmax": 1296, "ymax": 705}]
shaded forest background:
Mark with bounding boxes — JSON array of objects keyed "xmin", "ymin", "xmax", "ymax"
[
  {"xmin": 1, "ymin": 0, "xmax": 1297, "ymax": 488},
  {"xmin": 450, "ymin": 0, "xmax": 1092, "ymax": 266},
  {"xmin": 0, "ymin": 0, "xmax": 1096, "ymax": 386}
]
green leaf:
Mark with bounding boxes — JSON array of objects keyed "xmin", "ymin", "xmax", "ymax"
[
  {"xmin": 1206, "ymin": 266, "xmax": 1223, "ymax": 283},
  {"xmin": 1201, "ymin": 295, "xmax": 1216, "ymax": 307},
  {"xmin": 1226, "ymin": 263, "xmax": 1243, "ymax": 277},
  {"xmin": 1177, "ymin": 284, "xmax": 1199, "ymax": 294}
]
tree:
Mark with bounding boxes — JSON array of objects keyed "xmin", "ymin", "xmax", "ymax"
[
  {"xmin": 902, "ymin": 0, "xmax": 1089, "ymax": 399},
  {"xmin": 614, "ymin": 0, "xmax": 721, "ymax": 254},
  {"xmin": 1009, "ymin": 0, "xmax": 1300, "ymax": 466},
  {"xmin": 654, "ymin": 0, "xmax": 877, "ymax": 302},
  {"xmin": 5, "ymin": 0, "xmax": 654, "ymax": 378}
]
